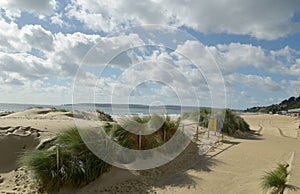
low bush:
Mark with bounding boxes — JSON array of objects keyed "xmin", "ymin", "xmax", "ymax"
[{"xmin": 19, "ymin": 127, "xmax": 111, "ymax": 192}]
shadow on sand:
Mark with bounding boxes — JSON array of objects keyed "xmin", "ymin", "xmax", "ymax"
[
  {"xmin": 231, "ymin": 130, "xmax": 265, "ymax": 140},
  {"xmin": 61, "ymin": 133, "xmax": 262, "ymax": 194},
  {"xmin": 80, "ymin": 142, "xmax": 221, "ymax": 194}
]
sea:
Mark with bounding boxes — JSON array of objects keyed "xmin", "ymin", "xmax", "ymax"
[{"xmin": 0, "ymin": 103, "xmax": 201, "ymax": 117}]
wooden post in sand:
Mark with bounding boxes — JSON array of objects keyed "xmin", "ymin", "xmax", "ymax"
[
  {"xmin": 196, "ymin": 125, "xmax": 199, "ymax": 141},
  {"xmin": 138, "ymin": 131, "xmax": 142, "ymax": 150},
  {"xmin": 56, "ymin": 144, "xmax": 60, "ymax": 174}
]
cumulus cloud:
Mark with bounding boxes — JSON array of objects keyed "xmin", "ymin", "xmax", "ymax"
[
  {"xmin": 0, "ymin": 18, "xmax": 29, "ymax": 52},
  {"xmin": 286, "ymin": 79, "xmax": 300, "ymax": 96},
  {"xmin": 227, "ymin": 73, "xmax": 282, "ymax": 92},
  {"xmin": 0, "ymin": 20, "xmax": 54, "ymax": 53},
  {"xmin": 0, "ymin": 0, "xmax": 57, "ymax": 19},
  {"xmin": 0, "ymin": 72, "xmax": 26, "ymax": 86},
  {"xmin": 21, "ymin": 25, "xmax": 54, "ymax": 51},
  {"xmin": 66, "ymin": 0, "xmax": 300, "ymax": 40},
  {"xmin": 45, "ymin": 32, "xmax": 145, "ymax": 77},
  {"xmin": 175, "ymin": 41, "xmax": 300, "ymax": 78},
  {"xmin": 50, "ymin": 13, "xmax": 66, "ymax": 27},
  {"xmin": 210, "ymin": 43, "xmax": 283, "ymax": 75},
  {"xmin": 0, "ymin": 1, "xmax": 299, "ymax": 107},
  {"xmin": 0, "ymin": 52, "xmax": 58, "ymax": 80}
]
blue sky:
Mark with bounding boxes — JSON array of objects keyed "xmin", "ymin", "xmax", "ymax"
[{"xmin": 0, "ymin": 0, "xmax": 300, "ymax": 109}]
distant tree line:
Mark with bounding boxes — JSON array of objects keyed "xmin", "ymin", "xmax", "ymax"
[{"xmin": 245, "ymin": 95, "xmax": 300, "ymax": 113}]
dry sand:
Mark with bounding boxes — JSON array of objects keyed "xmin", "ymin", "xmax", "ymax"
[{"xmin": 0, "ymin": 110, "xmax": 299, "ymax": 194}]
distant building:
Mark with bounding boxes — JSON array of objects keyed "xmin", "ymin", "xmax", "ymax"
[
  {"xmin": 287, "ymin": 109, "xmax": 300, "ymax": 118},
  {"xmin": 277, "ymin": 110, "xmax": 287, "ymax": 115}
]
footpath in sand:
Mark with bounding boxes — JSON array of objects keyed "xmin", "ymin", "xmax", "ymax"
[{"xmin": 152, "ymin": 114, "xmax": 300, "ymax": 194}]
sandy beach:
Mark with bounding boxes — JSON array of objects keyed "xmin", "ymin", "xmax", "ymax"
[{"xmin": 0, "ymin": 110, "xmax": 299, "ymax": 194}]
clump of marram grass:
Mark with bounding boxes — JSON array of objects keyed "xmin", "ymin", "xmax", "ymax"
[
  {"xmin": 18, "ymin": 127, "xmax": 111, "ymax": 192},
  {"xmin": 50, "ymin": 107, "xmax": 68, "ymax": 112},
  {"xmin": 0, "ymin": 111, "xmax": 14, "ymax": 117},
  {"xmin": 181, "ymin": 108, "xmax": 211, "ymax": 127},
  {"xmin": 18, "ymin": 149, "xmax": 60, "ymax": 191},
  {"xmin": 182, "ymin": 108, "xmax": 250, "ymax": 136},
  {"xmin": 261, "ymin": 164, "xmax": 288, "ymax": 194},
  {"xmin": 221, "ymin": 109, "xmax": 250, "ymax": 135},
  {"xmin": 261, "ymin": 163, "xmax": 297, "ymax": 194},
  {"xmin": 96, "ymin": 109, "xmax": 114, "ymax": 122},
  {"xmin": 105, "ymin": 114, "xmax": 180, "ymax": 150}
]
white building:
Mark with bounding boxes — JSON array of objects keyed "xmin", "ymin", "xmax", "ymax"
[{"xmin": 287, "ymin": 109, "xmax": 300, "ymax": 118}]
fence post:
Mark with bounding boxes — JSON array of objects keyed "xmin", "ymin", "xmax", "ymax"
[
  {"xmin": 105, "ymin": 137, "xmax": 108, "ymax": 154},
  {"xmin": 196, "ymin": 125, "xmax": 199, "ymax": 141},
  {"xmin": 138, "ymin": 131, "xmax": 142, "ymax": 150},
  {"xmin": 56, "ymin": 144, "xmax": 60, "ymax": 174},
  {"xmin": 207, "ymin": 127, "xmax": 210, "ymax": 138}
]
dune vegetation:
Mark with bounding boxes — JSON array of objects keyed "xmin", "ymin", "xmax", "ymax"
[
  {"xmin": 18, "ymin": 114, "xmax": 180, "ymax": 192},
  {"xmin": 96, "ymin": 109, "xmax": 114, "ymax": 122},
  {"xmin": 18, "ymin": 108, "xmax": 249, "ymax": 192},
  {"xmin": 18, "ymin": 128, "xmax": 112, "ymax": 192},
  {"xmin": 261, "ymin": 163, "xmax": 292, "ymax": 194},
  {"xmin": 105, "ymin": 114, "xmax": 180, "ymax": 150},
  {"xmin": 182, "ymin": 108, "xmax": 250, "ymax": 135},
  {"xmin": 222, "ymin": 109, "xmax": 250, "ymax": 135}
]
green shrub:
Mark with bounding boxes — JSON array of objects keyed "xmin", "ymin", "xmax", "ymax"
[
  {"xmin": 96, "ymin": 110, "xmax": 114, "ymax": 122},
  {"xmin": 19, "ymin": 127, "xmax": 111, "ymax": 192},
  {"xmin": 261, "ymin": 164, "xmax": 289, "ymax": 194},
  {"xmin": 106, "ymin": 115, "xmax": 180, "ymax": 150},
  {"xmin": 50, "ymin": 107, "xmax": 68, "ymax": 112},
  {"xmin": 221, "ymin": 109, "xmax": 250, "ymax": 135},
  {"xmin": 182, "ymin": 108, "xmax": 250, "ymax": 136},
  {"xmin": 182, "ymin": 108, "xmax": 211, "ymax": 127},
  {"xmin": 18, "ymin": 149, "xmax": 60, "ymax": 192}
]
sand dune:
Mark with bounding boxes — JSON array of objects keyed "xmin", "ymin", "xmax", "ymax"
[
  {"xmin": 0, "ymin": 110, "xmax": 299, "ymax": 193},
  {"xmin": 0, "ymin": 128, "xmax": 40, "ymax": 173}
]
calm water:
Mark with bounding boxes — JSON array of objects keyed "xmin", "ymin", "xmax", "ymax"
[{"xmin": 0, "ymin": 103, "xmax": 200, "ymax": 116}]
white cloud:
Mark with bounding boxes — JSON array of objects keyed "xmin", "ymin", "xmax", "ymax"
[
  {"xmin": 0, "ymin": 81, "xmax": 72, "ymax": 104},
  {"xmin": 210, "ymin": 43, "xmax": 282, "ymax": 75},
  {"xmin": 50, "ymin": 13, "xmax": 66, "ymax": 27},
  {"xmin": 202, "ymin": 43, "xmax": 300, "ymax": 77},
  {"xmin": 46, "ymin": 32, "xmax": 145, "ymax": 76},
  {"xmin": 270, "ymin": 46, "xmax": 300, "ymax": 63},
  {"xmin": 0, "ymin": 52, "xmax": 58, "ymax": 80},
  {"xmin": 0, "ymin": 0, "xmax": 57, "ymax": 19},
  {"xmin": 0, "ymin": 71, "xmax": 26, "ymax": 86},
  {"xmin": 0, "ymin": 16, "xmax": 146, "ymax": 82},
  {"xmin": 0, "ymin": 20, "xmax": 54, "ymax": 53},
  {"xmin": 66, "ymin": 0, "xmax": 300, "ymax": 40},
  {"xmin": 0, "ymin": 3, "xmax": 299, "ymax": 108},
  {"xmin": 21, "ymin": 25, "xmax": 54, "ymax": 51},
  {"xmin": 0, "ymin": 18, "xmax": 29, "ymax": 52},
  {"xmin": 286, "ymin": 79, "xmax": 300, "ymax": 96},
  {"xmin": 227, "ymin": 73, "xmax": 282, "ymax": 92}
]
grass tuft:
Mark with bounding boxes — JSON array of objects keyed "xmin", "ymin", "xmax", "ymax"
[
  {"xmin": 18, "ymin": 127, "xmax": 111, "ymax": 192},
  {"xmin": 96, "ymin": 110, "xmax": 114, "ymax": 122},
  {"xmin": 261, "ymin": 163, "xmax": 289, "ymax": 194}
]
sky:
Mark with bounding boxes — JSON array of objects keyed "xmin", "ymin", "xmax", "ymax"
[{"xmin": 0, "ymin": 0, "xmax": 300, "ymax": 109}]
